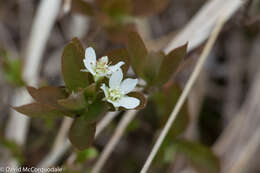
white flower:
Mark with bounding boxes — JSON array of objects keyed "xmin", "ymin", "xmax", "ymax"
[
  {"xmin": 81, "ymin": 47, "xmax": 125, "ymax": 81},
  {"xmin": 101, "ymin": 69, "xmax": 140, "ymax": 109}
]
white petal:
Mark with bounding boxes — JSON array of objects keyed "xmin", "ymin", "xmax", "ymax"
[
  {"xmin": 107, "ymin": 99, "xmax": 120, "ymax": 108},
  {"xmin": 100, "ymin": 84, "xmax": 108, "ymax": 97},
  {"xmin": 99, "ymin": 56, "xmax": 108, "ymax": 64},
  {"xmin": 84, "ymin": 47, "xmax": 97, "ymax": 75},
  {"xmin": 109, "ymin": 68, "xmax": 123, "ymax": 89},
  {"xmin": 80, "ymin": 69, "xmax": 88, "ymax": 72},
  {"xmin": 120, "ymin": 78, "xmax": 138, "ymax": 94},
  {"xmin": 108, "ymin": 61, "xmax": 125, "ymax": 74},
  {"xmin": 83, "ymin": 59, "xmax": 95, "ymax": 75},
  {"xmin": 118, "ymin": 96, "xmax": 140, "ymax": 109},
  {"xmin": 85, "ymin": 47, "xmax": 96, "ymax": 64}
]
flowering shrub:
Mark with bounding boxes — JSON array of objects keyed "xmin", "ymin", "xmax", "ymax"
[{"xmin": 13, "ymin": 32, "xmax": 187, "ymax": 151}]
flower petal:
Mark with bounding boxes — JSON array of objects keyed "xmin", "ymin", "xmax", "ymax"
[
  {"xmin": 83, "ymin": 59, "xmax": 95, "ymax": 75},
  {"xmin": 100, "ymin": 84, "xmax": 108, "ymax": 98},
  {"xmin": 99, "ymin": 56, "xmax": 108, "ymax": 64},
  {"xmin": 85, "ymin": 47, "xmax": 96, "ymax": 64},
  {"xmin": 106, "ymin": 99, "xmax": 120, "ymax": 108},
  {"xmin": 108, "ymin": 61, "xmax": 125, "ymax": 74},
  {"xmin": 109, "ymin": 68, "xmax": 123, "ymax": 89},
  {"xmin": 118, "ymin": 96, "xmax": 140, "ymax": 109},
  {"xmin": 80, "ymin": 69, "xmax": 88, "ymax": 72},
  {"xmin": 120, "ymin": 78, "xmax": 138, "ymax": 94},
  {"xmin": 84, "ymin": 47, "xmax": 96, "ymax": 75}
]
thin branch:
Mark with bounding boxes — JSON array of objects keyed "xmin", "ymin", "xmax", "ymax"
[
  {"xmin": 53, "ymin": 117, "xmax": 74, "ymax": 152},
  {"xmin": 95, "ymin": 112, "xmax": 119, "ymax": 137},
  {"xmin": 140, "ymin": 14, "xmax": 228, "ymax": 173},
  {"xmin": 91, "ymin": 110, "xmax": 138, "ymax": 173}
]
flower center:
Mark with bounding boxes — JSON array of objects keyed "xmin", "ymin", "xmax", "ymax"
[
  {"xmin": 107, "ymin": 88, "xmax": 122, "ymax": 102},
  {"xmin": 94, "ymin": 60, "xmax": 109, "ymax": 75}
]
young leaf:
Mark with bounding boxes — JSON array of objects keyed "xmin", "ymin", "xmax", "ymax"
[
  {"xmin": 26, "ymin": 86, "xmax": 68, "ymax": 107},
  {"xmin": 173, "ymin": 139, "xmax": 220, "ymax": 173},
  {"xmin": 81, "ymin": 100, "xmax": 107, "ymax": 122},
  {"xmin": 143, "ymin": 51, "xmax": 164, "ymax": 85},
  {"xmin": 157, "ymin": 43, "xmax": 187, "ymax": 85},
  {"xmin": 127, "ymin": 32, "xmax": 148, "ymax": 77},
  {"xmin": 76, "ymin": 147, "xmax": 99, "ymax": 163},
  {"xmin": 127, "ymin": 92, "xmax": 147, "ymax": 110},
  {"xmin": 69, "ymin": 117, "xmax": 96, "ymax": 150},
  {"xmin": 71, "ymin": 0, "xmax": 94, "ymax": 16},
  {"xmin": 106, "ymin": 48, "xmax": 130, "ymax": 76},
  {"xmin": 13, "ymin": 103, "xmax": 74, "ymax": 118},
  {"xmin": 62, "ymin": 38, "xmax": 89, "ymax": 92},
  {"xmin": 58, "ymin": 91, "xmax": 86, "ymax": 111}
]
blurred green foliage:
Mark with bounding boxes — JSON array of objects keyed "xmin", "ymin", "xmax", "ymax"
[
  {"xmin": 0, "ymin": 48, "xmax": 25, "ymax": 86},
  {"xmin": 0, "ymin": 137, "xmax": 24, "ymax": 164},
  {"xmin": 76, "ymin": 147, "xmax": 99, "ymax": 163}
]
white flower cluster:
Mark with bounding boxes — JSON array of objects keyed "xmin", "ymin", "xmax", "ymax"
[{"xmin": 82, "ymin": 47, "xmax": 140, "ymax": 109}]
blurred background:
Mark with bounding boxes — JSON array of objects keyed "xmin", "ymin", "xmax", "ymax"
[{"xmin": 1, "ymin": 0, "xmax": 260, "ymax": 173}]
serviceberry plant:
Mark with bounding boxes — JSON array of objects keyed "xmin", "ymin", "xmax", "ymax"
[{"xmin": 13, "ymin": 32, "xmax": 188, "ymax": 151}]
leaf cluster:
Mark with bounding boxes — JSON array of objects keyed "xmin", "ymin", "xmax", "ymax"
[
  {"xmin": 13, "ymin": 38, "xmax": 147, "ymax": 150},
  {"xmin": 126, "ymin": 32, "xmax": 187, "ymax": 88}
]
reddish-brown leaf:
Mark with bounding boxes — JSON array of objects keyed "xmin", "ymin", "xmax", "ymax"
[
  {"xmin": 157, "ymin": 43, "xmax": 187, "ymax": 85},
  {"xmin": 26, "ymin": 86, "xmax": 68, "ymax": 106},
  {"xmin": 69, "ymin": 117, "xmax": 96, "ymax": 150},
  {"xmin": 127, "ymin": 32, "xmax": 148, "ymax": 77},
  {"xmin": 13, "ymin": 103, "xmax": 74, "ymax": 118}
]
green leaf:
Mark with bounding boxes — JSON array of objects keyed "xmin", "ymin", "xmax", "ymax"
[
  {"xmin": 81, "ymin": 100, "xmax": 107, "ymax": 122},
  {"xmin": 62, "ymin": 38, "xmax": 90, "ymax": 92},
  {"xmin": 173, "ymin": 139, "xmax": 220, "ymax": 173},
  {"xmin": 0, "ymin": 137, "xmax": 24, "ymax": 164},
  {"xmin": 13, "ymin": 103, "xmax": 74, "ymax": 118},
  {"xmin": 127, "ymin": 32, "xmax": 148, "ymax": 77},
  {"xmin": 157, "ymin": 43, "xmax": 187, "ymax": 85},
  {"xmin": 106, "ymin": 48, "xmax": 130, "ymax": 76},
  {"xmin": 152, "ymin": 84, "xmax": 189, "ymax": 137},
  {"xmin": 69, "ymin": 117, "xmax": 96, "ymax": 150},
  {"xmin": 76, "ymin": 147, "xmax": 99, "ymax": 163},
  {"xmin": 132, "ymin": 0, "xmax": 169, "ymax": 16},
  {"xmin": 143, "ymin": 51, "xmax": 164, "ymax": 85},
  {"xmin": 58, "ymin": 91, "xmax": 87, "ymax": 111},
  {"xmin": 26, "ymin": 86, "xmax": 68, "ymax": 108},
  {"xmin": 127, "ymin": 92, "xmax": 147, "ymax": 110},
  {"xmin": 71, "ymin": 0, "xmax": 94, "ymax": 16},
  {"xmin": 0, "ymin": 49, "xmax": 25, "ymax": 86}
]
